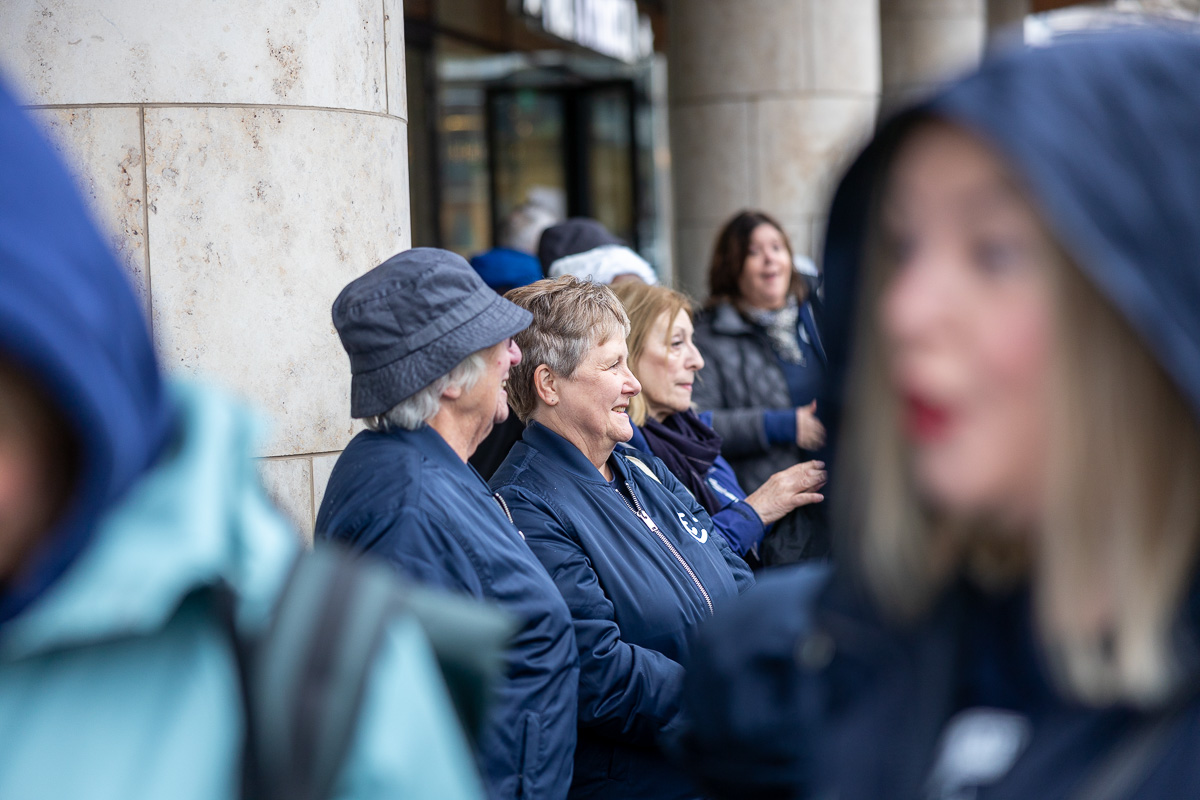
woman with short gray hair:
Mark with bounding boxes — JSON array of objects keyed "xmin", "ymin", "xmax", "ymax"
[
  {"xmin": 491, "ymin": 275, "xmax": 754, "ymax": 800},
  {"xmin": 317, "ymin": 249, "xmax": 580, "ymax": 800}
]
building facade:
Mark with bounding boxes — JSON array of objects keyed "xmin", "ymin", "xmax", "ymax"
[
  {"xmin": 5, "ymin": 0, "xmax": 1190, "ymax": 537},
  {"xmin": 0, "ymin": 0, "xmax": 410, "ymax": 538}
]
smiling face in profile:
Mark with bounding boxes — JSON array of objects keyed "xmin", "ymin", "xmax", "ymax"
[{"xmin": 544, "ymin": 334, "xmax": 642, "ymax": 467}]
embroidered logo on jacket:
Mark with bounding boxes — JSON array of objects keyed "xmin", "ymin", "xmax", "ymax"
[{"xmin": 676, "ymin": 513, "xmax": 709, "ymax": 543}]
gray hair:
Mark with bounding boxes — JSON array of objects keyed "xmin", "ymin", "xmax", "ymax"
[
  {"xmin": 500, "ymin": 202, "xmax": 558, "ymax": 255},
  {"xmin": 503, "ymin": 276, "xmax": 630, "ymax": 422},
  {"xmin": 364, "ymin": 350, "xmax": 488, "ymax": 432}
]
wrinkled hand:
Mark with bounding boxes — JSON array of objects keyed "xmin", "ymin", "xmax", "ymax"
[
  {"xmin": 744, "ymin": 460, "xmax": 827, "ymax": 525},
  {"xmin": 795, "ymin": 400, "xmax": 826, "ymax": 451}
]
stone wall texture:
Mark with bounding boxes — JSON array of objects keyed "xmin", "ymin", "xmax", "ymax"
[
  {"xmin": 880, "ymin": 0, "xmax": 987, "ymax": 112},
  {"xmin": 0, "ymin": 0, "xmax": 410, "ymax": 541},
  {"xmin": 667, "ymin": 0, "xmax": 881, "ymax": 301}
]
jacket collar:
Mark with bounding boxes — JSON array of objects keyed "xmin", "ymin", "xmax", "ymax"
[
  {"xmin": 708, "ymin": 301, "xmax": 757, "ymax": 336},
  {"xmin": 626, "ymin": 422, "xmax": 649, "ymax": 452},
  {"xmin": 522, "ymin": 421, "xmax": 617, "ymax": 485},
  {"xmin": 392, "ymin": 422, "xmax": 466, "ymax": 464},
  {"xmin": 389, "ymin": 423, "xmax": 495, "ymax": 493}
]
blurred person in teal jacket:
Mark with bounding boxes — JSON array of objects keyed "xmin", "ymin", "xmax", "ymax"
[{"xmin": 0, "ymin": 75, "xmax": 482, "ymax": 800}]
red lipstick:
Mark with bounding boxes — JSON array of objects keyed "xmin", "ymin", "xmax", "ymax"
[{"xmin": 904, "ymin": 395, "xmax": 952, "ymax": 442}]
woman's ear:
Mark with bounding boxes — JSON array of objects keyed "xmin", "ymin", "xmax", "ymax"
[
  {"xmin": 441, "ymin": 382, "xmax": 464, "ymax": 400},
  {"xmin": 533, "ymin": 364, "xmax": 559, "ymax": 406}
]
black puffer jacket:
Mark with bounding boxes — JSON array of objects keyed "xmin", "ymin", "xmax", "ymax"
[{"xmin": 692, "ymin": 300, "xmax": 827, "ymax": 493}]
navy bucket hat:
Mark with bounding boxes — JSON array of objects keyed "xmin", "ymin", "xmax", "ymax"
[{"xmin": 332, "ymin": 247, "xmax": 533, "ymax": 418}]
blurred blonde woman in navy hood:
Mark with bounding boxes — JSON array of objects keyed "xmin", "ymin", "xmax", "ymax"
[
  {"xmin": 678, "ymin": 25, "xmax": 1200, "ymax": 800},
  {"xmin": 0, "ymin": 79, "xmax": 481, "ymax": 799}
]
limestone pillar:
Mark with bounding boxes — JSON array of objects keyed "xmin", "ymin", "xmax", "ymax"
[
  {"xmin": 880, "ymin": 0, "xmax": 987, "ymax": 113},
  {"xmin": 667, "ymin": 0, "xmax": 881, "ymax": 301},
  {"xmin": 0, "ymin": 1, "xmax": 410, "ymax": 540},
  {"xmin": 988, "ymin": 0, "xmax": 1031, "ymax": 34}
]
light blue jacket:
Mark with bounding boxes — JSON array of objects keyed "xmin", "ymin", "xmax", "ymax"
[
  {"xmin": 0, "ymin": 384, "xmax": 484, "ymax": 800},
  {"xmin": 0, "ymin": 74, "xmax": 482, "ymax": 800}
]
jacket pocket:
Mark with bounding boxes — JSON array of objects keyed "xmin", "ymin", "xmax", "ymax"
[{"xmin": 517, "ymin": 710, "xmax": 543, "ymax": 799}]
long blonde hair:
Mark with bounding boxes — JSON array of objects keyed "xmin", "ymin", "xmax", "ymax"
[
  {"xmin": 612, "ymin": 281, "xmax": 695, "ymax": 426},
  {"xmin": 842, "ymin": 224, "xmax": 1200, "ymax": 707}
]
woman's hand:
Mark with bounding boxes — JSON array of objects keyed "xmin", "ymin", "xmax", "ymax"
[
  {"xmin": 795, "ymin": 400, "xmax": 826, "ymax": 450},
  {"xmin": 744, "ymin": 460, "xmax": 827, "ymax": 525}
]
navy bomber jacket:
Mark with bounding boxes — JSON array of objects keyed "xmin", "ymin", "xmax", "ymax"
[
  {"xmin": 316, "ymin": 424, "xmax": 580, "ymax": 800},
  {"xmin": 491, "ymin": 421, "xmax": 754, "ymax": 800}
]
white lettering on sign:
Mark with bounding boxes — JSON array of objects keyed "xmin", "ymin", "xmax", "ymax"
[{"xmin": 519, "ymin": 0, "xmax": 652, "ymax": 64}]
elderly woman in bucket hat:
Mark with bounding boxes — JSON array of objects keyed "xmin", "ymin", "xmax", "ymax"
[{"xmin": 316, "ymin": 248, "xmax": 579, "ymax": 800}]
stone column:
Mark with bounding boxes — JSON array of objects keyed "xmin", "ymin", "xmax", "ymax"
[
  {"xmin": 0, "ymin": 0, "xmax": 410, "ymax": 541},
  {"xmin": 880, "ymin": 0, "xmax": 987, "ymax": 113},
  {"xmin": 667, "ymin": 0, "xmax": 881, "ymax": 301},
  {"xmin": 988, "ymin": 0, "xmax": 1031, "ymax": 34}
]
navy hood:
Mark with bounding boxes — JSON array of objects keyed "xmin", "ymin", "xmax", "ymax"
[
  {"xmin": 0, "ymin": 77, "xmax": 174, "ymax": 623},
  {"xmin": 823, "ymin": 26, "xmax": 1200, "ymax": 426}
]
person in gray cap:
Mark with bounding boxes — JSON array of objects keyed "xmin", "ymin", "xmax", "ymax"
[{"xmin": 316, "ymin": 248, "xmax": 580, "ymax": 800}]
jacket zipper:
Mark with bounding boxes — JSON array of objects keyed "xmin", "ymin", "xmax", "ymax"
[
  {"xmin": 618, "ymin": 480, "xmax": 714, "ymax": 616},
  {"xmin": 492, "ymin": 492, "xmax": 524, "ymax": 539}
]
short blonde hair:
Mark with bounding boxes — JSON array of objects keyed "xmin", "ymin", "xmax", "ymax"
[
  {"xmin": 612, "ymin": 281, "xmax": 695, "ymax": 426},
  {"xmin": 842, "ymin": 211, "xmax": 1200, "ymax": 708},
  {"xmin": 504, "ymin": 276, "xmax": 630, "ymax": 422}
]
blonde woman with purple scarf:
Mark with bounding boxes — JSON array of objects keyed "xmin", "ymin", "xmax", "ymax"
[{"xmin": 614, "ymin": 281, "xmax": 826, "ymax": 560}]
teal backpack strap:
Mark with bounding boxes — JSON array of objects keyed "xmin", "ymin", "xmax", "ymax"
[
  {"xmin": 218, "ymin": 545, "xmax": 517, "ymax": 800},
  {"xmin": 216, "ymin": 547, "xmax": 396, "ymax": 800},
  {"xmin": 253, "ymin": 547, "xmax": 397, "ymax": 800}
]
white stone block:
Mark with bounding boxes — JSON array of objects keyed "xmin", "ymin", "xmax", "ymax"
[
  {"xmin": 670, "ymin": 101, "xmax": 753, "ymax": 226},
  {"xmin": 311, "ymin": 451, "xmax": 341, "ymax": 524},
  {"xmin": 0, "ymin": 0, "xmax": 389, "ymax": 112},
  {"xmin": 669, "ymin": 0, "xmax": 811, "ymax": 101},
  {"xmin": 880, "ymin": 0, "xmax": 985, "ymax": 21},
  {"xmin": 258, "ymin": 456, "xmax": 313, "ymax": 544},
  {"xmin": 28, "ymin": 106, "xmax": 150, "ymax": 316},
  {"xmin": 673, "ymin": 222, "xmax": 721, "ymax": 305},
  {"xmin": 881, "ymin": 16, "xmax": 986, "ymax": 90},
  {"xmin": 811, "ymin": 214, "xmax": 829, "ymax": 266},
  {"xmin": 145, "ymin": 106, "xmax": 410, "ymax": 458},
  {"xmin": 810, "ymin": 0, "xmax": 883, "ymax": 94},
  {"xmin": 384, "ymin": 0, "xmax": 407, "ymax": 120},
  {"xmin": 778, "ymin": 217, "xmax": 814, "ymax": 262},
  {"xmin": 755, "ymin": 96, "xmax": 877, "ymax": 219}
]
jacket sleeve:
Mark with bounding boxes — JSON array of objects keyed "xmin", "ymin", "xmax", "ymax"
[
  {"xmin": 332, "ymin": 614, "xmax": 485, "ymax": 800},
  {"xmin": 712, "ymin": 515, "xmax": 756, "ymax": 595},
  {"xmin": 710, "ymin": 503, "xmax": 766, "ymax": 557},
  {"xmin": 705, "ymin": 453, "xmax": 767, "ymax": 555},
  {"xmin": 499, "ymin": 485, "xmax": 687, "ymax": 746},
  {"xmin": 354, "ymin": 506, "xmax": 487, "ymax": 597}
]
